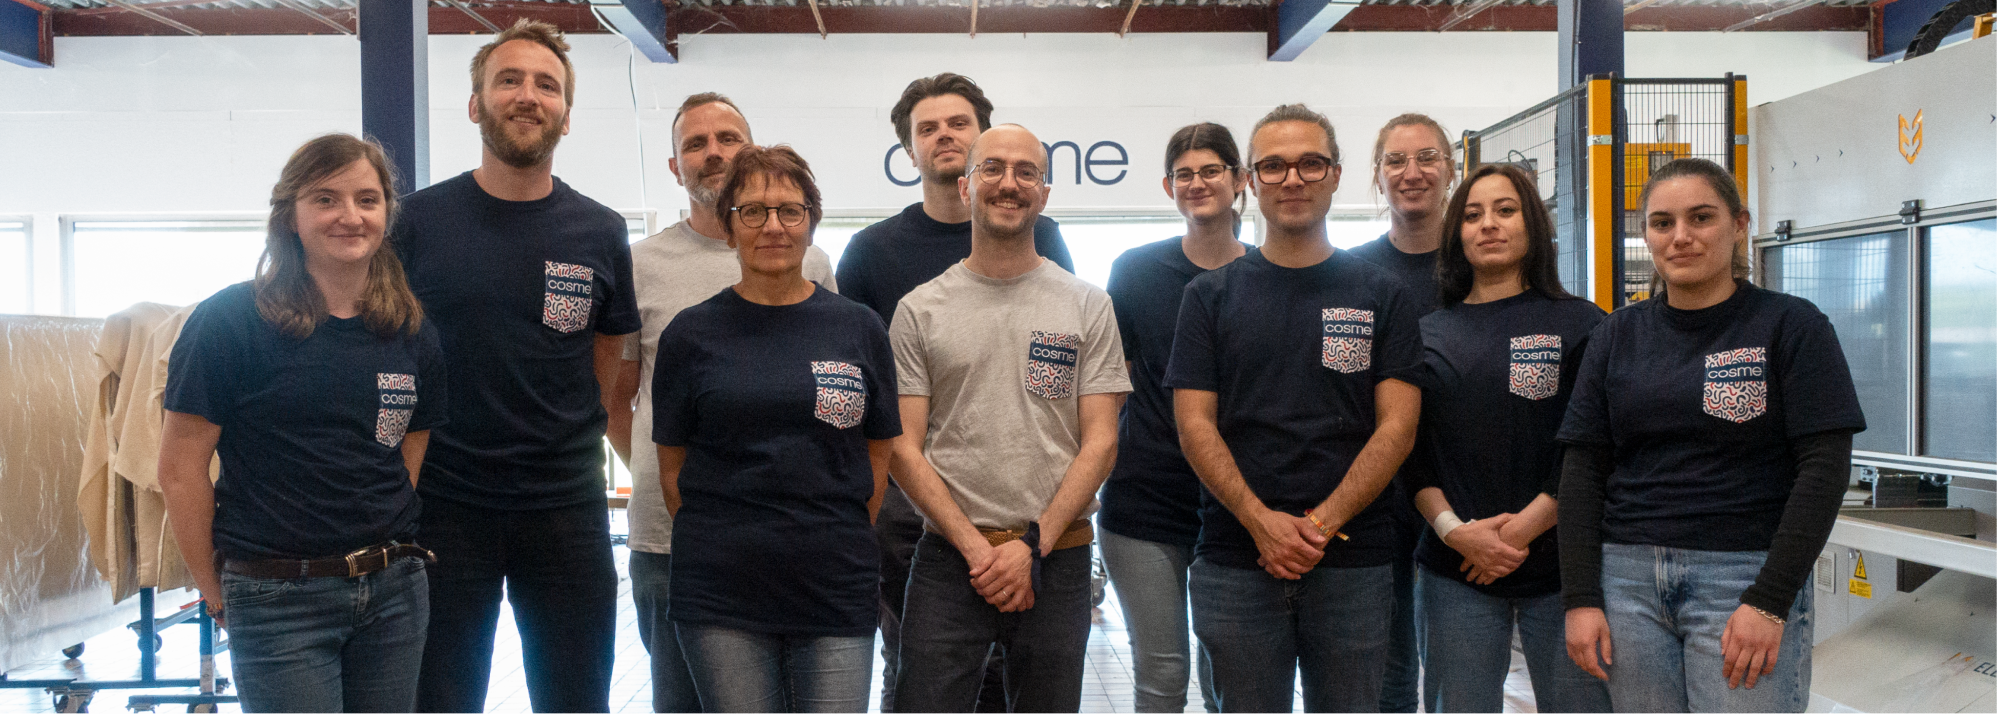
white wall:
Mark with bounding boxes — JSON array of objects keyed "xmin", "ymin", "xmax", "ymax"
[{"xmin": 0, "ymin": 30, "xmax": 1875, "ymax": 312}]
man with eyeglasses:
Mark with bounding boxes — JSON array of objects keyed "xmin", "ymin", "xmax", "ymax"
[
  {"xmin": 1166, "ymin": 104, "xmax": 1424, "ymax": 712},
  {"xmin": 604, "ymin": 92, "xmax": 837, "ymax": 713},
  {"xmin": 1350, "ymin": 114, "xmax": 1458, "ymax": 714},
  {"xmin": 837, "ymin": 72, "xmax": 1075, "ymax": 711},
  {"xmin": 886, "ymin": 124, "xmax": 1129, "ymax": 713}
]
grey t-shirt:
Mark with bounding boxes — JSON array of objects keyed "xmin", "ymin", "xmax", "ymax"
[
  {"xmin": 623, "ymin": 220, "xmax": 837, "ymax": 554},
  {"xmin": 890, "ymin": 259, "xmax": 1131, "ymax": 532}
]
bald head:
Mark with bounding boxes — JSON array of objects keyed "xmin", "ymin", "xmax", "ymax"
[
  {"xmin": 967, "ymin": 124, "xmax": 1049, "ymax": 172},
  {"xmin": 959, "ymin": 123, "xmax": 1051, "ymax": 241}
]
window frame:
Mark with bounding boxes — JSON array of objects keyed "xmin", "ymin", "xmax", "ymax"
[
  {"xmin": 0, "ymin": 215, "xmax": 31, "ymax": 315},
  {"xmin": 60, "ymin": 213, "xmax": 268, "ymax": 318}
]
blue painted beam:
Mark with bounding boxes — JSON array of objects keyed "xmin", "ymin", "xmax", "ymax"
[
  {"xmin": 1875, "ymin": 0, "xmax": 1960, "ymax": 60},
  {"xmin": 0, "ymin": 0, "xmax": 51, "ymax": 69},
  {"xmin": 1557, "ymin": 0, "xmax": 1622, "ymax": 88},
  {"xmin": 594, "ymin": 0, "xmax": 676, "ymax": 63},
  {"xmin": 359, "ymin": 0, "xmax": 428, "ymax": 190},
  {"xmin": 1266, "ymin": 0, "xmax": 1360, "ymax": 62}
]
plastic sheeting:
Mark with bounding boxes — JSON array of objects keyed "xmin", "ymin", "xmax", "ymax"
[{"xmin": 0, "ymin": 315, "xmax": 125, "ymax": 672}]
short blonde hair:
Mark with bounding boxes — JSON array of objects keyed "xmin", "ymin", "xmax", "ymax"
[{"xmin": 469, "ymin": 18, "xmax": 575, "ymax": 107}]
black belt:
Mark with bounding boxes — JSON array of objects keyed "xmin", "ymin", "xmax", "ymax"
[{"xmin": 223, "ymin": 542, "xmax": 434, "ymax": 579}]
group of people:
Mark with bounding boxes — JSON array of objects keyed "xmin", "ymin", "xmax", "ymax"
[{"xmin": 150, "ymin": 16, "xmax": 1866, "ymax": 714}]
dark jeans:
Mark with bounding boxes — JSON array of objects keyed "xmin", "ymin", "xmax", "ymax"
[
  {"xmin": 1417, "ymin": 568, "xmax": 1610, "ymax": 713},
  {"xmin": 675, "ymin": 624, "xmax": 874, "ymax": 712},
  {"xmin": 894, "ymin": 532, "xmax": 1093, "ymax": 713},
  {"xmin": 875, "ymin": 487, "xmax": 1011, "ymax": 712},
  {"xmin": 631, "ymin": 551, "xmax": 701, "ymax": 712},
  {"xmin": 1379, "ymin": 552, "xmax": 1420, "ymax": 713},
  {"xmin": 224, "ymin": 555, "xmax": 429, "ymax": 713},
  {"xmin": 1190, "ymin": 557, "xmax": 1394, "ymax": 713},
  {"xmin": 415, "ymin": 498, "xmax": 618, "ymax": 713}
]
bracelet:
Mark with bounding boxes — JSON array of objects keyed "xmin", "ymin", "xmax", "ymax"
[
  {"xmin": 1305, "ymin": 512, "xmax": 1334, "ymax": 538},
  {"xmin": 1748, "ymin": 605, "xmax": 1786, "ymax": 625},
  {"xmin": 204, "ymin": 599, "xmax": 224, "ymax": 620},
  {"xmin": 1432, "ymin": 510, "xmax": 1468, "ymax": 540}
]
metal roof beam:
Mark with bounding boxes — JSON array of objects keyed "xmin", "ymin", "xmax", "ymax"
[
  {"xmin": 1438, "ymin": 0, "xmax": 1510, "ymax": 31},
  {"xmin": 592, "ymin": 0, "xmax": 676, "ymax": 62},
  {"xmin": 1268, "ymin": 0, "xmax": 1361, "ymax": 61},
  {"xmin": 273, "ymin": 0, "xmax": 354, "ymax": 35},
  {"xmin": 1722, "ymin": 0, "xmax": 1826, "ymax": 31},
  {"xmin": 442, "ymin": 0, "xmax": 504, "ymax": 33},
  {"xmin": 1, "ymin": 0, "xmax": 51, "ymax": 68},
  {"xmin": 102, "ymin": 0, "xmax": 200, "ymax": 35}
]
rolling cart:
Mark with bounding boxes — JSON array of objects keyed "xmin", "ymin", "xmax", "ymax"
[{"xmin": 0, "ymin": 588, "xmax": 236, "ymax": 713}]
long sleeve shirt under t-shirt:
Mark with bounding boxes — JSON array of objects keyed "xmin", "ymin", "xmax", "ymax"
[
  {"xmin": 890, "ymin": 259, "xmax": 1131, "ymax": 532},
  {"xmin": 1163, "ymin": 248, "xmax": 1425, "ymax": 571}
]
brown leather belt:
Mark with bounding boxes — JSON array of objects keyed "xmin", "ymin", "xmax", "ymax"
[
  {"xmin": 223, "ymin": 542, "xmax": 434, "ymax": 580},
  {"xmin": 979, "ymin": 520, "xmax": 1094, "ymax": 551}
]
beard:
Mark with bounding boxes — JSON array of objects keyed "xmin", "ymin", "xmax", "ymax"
[
  {"xmin": 971, "ymin": 188, "xmax": 1037, "ymax": 238},
  {"xmin": 682, "ymin": 159, "xmax": 725, "ymax": 209},
  {"xmin": 478, "ymin": 104, "xmax": 565, "ymax": 169}
]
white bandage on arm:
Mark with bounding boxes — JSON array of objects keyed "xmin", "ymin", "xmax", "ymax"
[{"xmin": 1432, "ymin": 510, "xmax": 1468, "ymax": 540}]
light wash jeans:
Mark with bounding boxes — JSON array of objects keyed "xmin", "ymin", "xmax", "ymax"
[
  {"xmin": 223, "ymin": 554, "xmax": 428, "ymax": 713},
  {"xmin": 1189, "ymin": 557, "xmax": 1393, "ymax": 713},
  {"xmin": 1098, "ymin": 529, "xmax": 1218, "ymax": 713},
  {"xmin": 1417, "ymin": 568, "xmax": 1610, "ymax": 713},
  {"xmin": 674, "ymin": 624, "xmax": 873, "ymax": 712},
  {"xmin": 631, "ymin": 551, "xmax": 702, "ymax": 712},
  {"xmin": 1600, "ymin": 542, "xmax": 1814, "ymax": 713}
]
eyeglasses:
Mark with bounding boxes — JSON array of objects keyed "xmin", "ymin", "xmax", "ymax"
[
  {"xmin": 731, "ymin": 202, "xmax": 810, "ymax": 229},
  {"xmin": 1171, "ymin": 164, "xmax": 1235, "ymax": 186},
  {"xmin": 971, "ymin": 160, "xmax": 1046, "ymax": 187},
  {"xmin": 1380, "ymin": 149, "xmax": 1446, "ymax": 174},
  {"xmin": 1252, "ymin": 155, "xmax": 1336, "ymax": 185}
]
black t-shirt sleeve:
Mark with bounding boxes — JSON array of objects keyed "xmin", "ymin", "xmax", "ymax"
[
  {"xmin": 834, "ymin": 236, "xmax": 876, "ymax": 318},
  {"xmin": 1542, "ymin": 330, "xmax": 1595, "ymax": 496},
  {"xmin": 1374, "ymin": 284, "xmax": 1425, "ymax": 385},
  {"xmin": 650, "ymin": 324, "xmax": 698, "ymax": 447},
  {"xmin": 599, "ymin": 234, "xmax": 642, "ymax": 336},
  {"xmin": 861, "ymin": 318, "xmax": 904, "ymax": 442},
  {"xmin": 163, "ymin": 293, "xmax": 244, "ymax": 425},
  {"xmin": 1777, "ymin": 308, "xmax": 1867, "ymax": 439},
  {"xmin": 1163, "ymin": 281, "xmax": 1218, "ymax": 393},
  {"xmin": 1035, "ymin": 217, "xmax": 1077, "ymax": 273},
  {"xmin": 1556, "ymin": 319, "xmax": 1616, "ymax": 446},
  {"xmin": 1558, "ymin": 443, "xmax": 1614, "ymax": 610},
  {"xmin": 1741, "ymin": 430, "xmax": 1852, "ymax": 615},
  {"xmin": 411, "ymin": 324, "xmax": 449, "ymax": 432}
]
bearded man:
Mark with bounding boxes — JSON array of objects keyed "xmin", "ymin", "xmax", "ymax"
[{"xmin": 390, "ymin": 19, "xmax": 641, "ymax": 714}]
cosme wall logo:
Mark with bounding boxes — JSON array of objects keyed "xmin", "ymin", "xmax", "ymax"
[{"xmin": 1899, "ymin": 110, "xmax": 1924, "ymax": 164}]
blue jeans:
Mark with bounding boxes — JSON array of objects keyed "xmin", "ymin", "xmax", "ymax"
[
  {"xmin": 1417, "ymin": 568, "xmax": 1610, "ymax": 713},
  {"xmin": 1189, "ymin": 557, "xmax": 1393, "ymax": 713},
  {"xmin": 1600, "ymin": 543, "xmax": 1814, "ymax": 713},
  {"xmin": 674, "ymin": 624, "xmax": 872, "ymax": 712},
  {"xmin": 1380, "ymin": 551, "xmax": 1420, "ymax": 713},
  {"xmin": 415, "ymin": 498, "xmax": 618, "ymax": 713},
  {"xmin": 631, "ymin": 551, "xmax": 701, "ymax": 712},
  {"xmin": 1098, "ymin": 529, "xmax": 1217, "ymax": 713},
  {"xmin": 224, "ymin": 554, "xmax": 429, "ymax": 713},
  {"xmin": 894, "ymin": 532, "xmax": 1094, "ymax": 712}
]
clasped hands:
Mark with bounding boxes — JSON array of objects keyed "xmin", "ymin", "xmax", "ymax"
[
  {"xmin": 1443, "ymin": 512, "xmax": 1530, "ymax": 585},
  {"xmin": 966, "ymin": 538, "xmax": 1038, "ymax": 613}
]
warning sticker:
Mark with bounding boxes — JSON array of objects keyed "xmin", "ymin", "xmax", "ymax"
[
  {"xmin": 1849, "ymin": 579, "xmax": 1873, "ymax": 598},
  {"xmin": 1854, "ymin": 553, "xmax": 1868, "ymax": 580}
]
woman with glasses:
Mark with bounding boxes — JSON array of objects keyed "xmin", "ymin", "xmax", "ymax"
[
  {"xmin": 157, "ymin": 134, "xmax": 444, "ymax": 713},
  {"xmin": 1347, "ymin": 113, "xmax": 1458, "ymax": 714},
  {"xmin": 1098, "ymin": 122, "xmax": 1248, "ymax": 713},
  {"xmin": 651, "ymin": 145, "xmax": 902, "ymax": 712},
  {"xmin": 1404, "ymin": 164, "xmax": 1610, "ymax": 713}
]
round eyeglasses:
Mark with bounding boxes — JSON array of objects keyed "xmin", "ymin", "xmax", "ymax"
[{"xmin": 731, "ymin": 202, "xmax": 810, "ymax": 229}]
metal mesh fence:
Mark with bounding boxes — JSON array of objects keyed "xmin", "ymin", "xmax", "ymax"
[
  {"xmin": 1614, "ymin": 78, "xmax": 1736, "ymax": 302},
  {"xmin": 1456, "ymin": 84, "xmax": 1592, "ymax": 299}
]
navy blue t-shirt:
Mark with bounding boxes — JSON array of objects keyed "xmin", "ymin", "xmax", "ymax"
[
  {"xmin": 1099, "ymin": 237, "xmax": 1246, "ymax": 548},
  {"xmin": 1347, "ymin": 234, "xmax": 1442, "ymax": 316},
  {"xmin": 393, "ymin": 172, "xmax": 641, "ymax": 511},
  {"xmin": 164, "ymin": 282, "xmax": 447, "ymax": 560},
  {"xmin": 1164, "ymin": 248, "xmax": 1426, "ymax": 570},
  {"xmin": 835, "ymin": 202, "xmax": 1074, "ymax": 323},
  {"xmin": 1557, "ymin": 281, "xmax": 1866, "ymax": 552},
  {"xmin": 652, "ymin": 287, "xmax": 902, "ymax": 637},
  {"xmin": 1407, "ymin": 292, "xmax": 1604, "ymax": 598}
]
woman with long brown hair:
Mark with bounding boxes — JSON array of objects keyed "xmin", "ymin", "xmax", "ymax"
[{"xmin": 158, "ymin": 133, "xmax": 446, "ymax": 713}]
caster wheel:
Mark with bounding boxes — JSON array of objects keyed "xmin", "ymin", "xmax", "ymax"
[
  {"xmin": 61, "ymin": 643, "xmax": 84, "ymax": 659},
  {"xmin": 53, "ymin": 693, "xmax": 91, "ymax": 713},
  {"xmin": 147, "ymin": 634, "xmax": 164, "ymax": 653},
  {"xmin": 188, "ymin": 704, "xmax": 218, "ymax": 713}
]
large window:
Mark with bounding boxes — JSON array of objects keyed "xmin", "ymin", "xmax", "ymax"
[
  {"xmin": 1760, "ymin": 231, "xmax": 1910, "ymax": 454},
  {"xmin": 0, "ymin": 219, "xmax": 27, "ymax": 315},
  {"xmin": 1923, "ymin": 219, "xmax": 1996, "ymax": 462},
  {"xmin": 66, "ymin": 219, "xmax": 267, "ymax": 318}
]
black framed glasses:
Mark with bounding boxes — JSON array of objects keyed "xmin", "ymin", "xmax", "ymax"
[
  {"xmin": 731, "ymin": 202, "xmax": 810, "ymax": 229},
  {"xmin": 1379, "ymin": 149, "xmax": 1445, "ymax": 174},
  {"xmin": 1252, "ymin": 155, "xmax": 1336, "ymax": 185},
  {"xmin": 971, "ymin": 160, "xmax": 1046, "ymax": 187},
  {"xmin": 1171, "ymin": 164, "xmax": 1235, "ymax": 186}
]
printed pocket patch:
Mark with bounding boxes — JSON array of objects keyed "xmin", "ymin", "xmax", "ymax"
[
  {"xmin": 542, "ymin": 261, "xmax": 595, "ymax": 333},
  {"xmin": 1320, "ymin": 308, "xmax": 1374, "ymax": 374},
  {"xmin": 812, "ymin": 361, "xmax": 867, "ymax": 429},
  {"xmin": 1024, "ymin": 331, "xmax": 1080, "ymax": 400},
  {"xmin": 1702, "ymin": 347, "xmax": 1768, "ymax": 423},
  {"xmin": 1508, "ymin": 334, "xmax": 1563, "ymax": 400},
  {"xmin": 376, "ymin": 373, "xmax": 417, "ymax": 447}
]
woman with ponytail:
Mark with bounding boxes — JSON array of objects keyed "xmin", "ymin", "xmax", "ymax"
[{"xmin": 1095, "ymin": 122, "xmax": 1250, "ymax": 712}]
